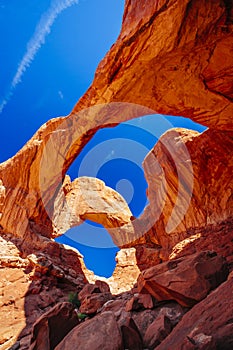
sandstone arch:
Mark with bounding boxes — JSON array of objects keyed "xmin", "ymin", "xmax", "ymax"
[
  {"xmin": 1, "ymin": 1, "xmax": 233, "ymax": 348},
  {"xmin": 0, "ymin": 0, "xmax": 232, "ymax": 257}
]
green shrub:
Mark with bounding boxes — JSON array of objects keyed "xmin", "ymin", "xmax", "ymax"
[
  {"xmin": 68, "ymin": 292, "xmax": 81, "ymax": 308},
  {"xmin": 77, "ymin": 312, "xmax": 88, "ymax": 320}
]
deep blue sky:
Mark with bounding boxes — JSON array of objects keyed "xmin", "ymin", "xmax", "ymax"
[
  {"xmin": 0, "ymin": 0, "xmax": 206, "ymax": 277},
  {"xmin": 0, "ymin": 0, "xmax": 125, "ymax": 161}
]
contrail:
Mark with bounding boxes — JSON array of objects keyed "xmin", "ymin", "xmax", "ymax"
[{"xmin": 0, "ymin": 0, "xmax": 79, "ymax": 114}]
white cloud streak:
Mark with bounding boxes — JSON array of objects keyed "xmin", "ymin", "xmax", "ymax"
[
  {"xmin": 0, "ymin": 99, "xmax": 8, "ymax": 114},
  {"xmin": 0, "ymin": 0, "xmax": 79, "ymax": 114}
]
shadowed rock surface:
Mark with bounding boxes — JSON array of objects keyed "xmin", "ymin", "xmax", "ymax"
[
  {"xmin": 156, "ymin": 274, "xmax": 233, "ymax": 350},
  {"xmin": 54, "ymin": 311, "xmax": 123, "ymax": 350},
  {"xmin": 29, "ymin": 302, "xmax": 79, "ymax": 350}
]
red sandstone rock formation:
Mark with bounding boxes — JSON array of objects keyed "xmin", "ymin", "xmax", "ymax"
[
  {"xmin": 137, "ymin": 251, "xmax": 228, "ymax": 307},
  {"xmin": 0, "ymin": 0, "xmax": 232, "ymax": 248},
  {"xmin": 156, "ymin": 273, "xmax": 233, "ymax": 350},
  {"xmin": 29, "ymin": 302, "xmax": 79, "ymax": 350},
  {"xmin": 54, "ymin": 311, "xmax": 124, "ymax": 350},
  {"xmin": 74, "ymin": 0, "xmax": 233, "ymax": 130},
  {"xmin": 140, "ymin": 128, "xmax": 233, "ymax": 264},
  {"xmin": 53, "ymin": 176, "xmax": 133, "ymax": 236},
  {"xmin": 0, "ymin": 233, "xmax": 88, "ymax": 349},
  {"xmin": 0, "ymin": 0, "xmax": 232, "ymax": 349},
  {"xmin": 106, "ymin": 248, "xmax": 140, "ymax": 294}
]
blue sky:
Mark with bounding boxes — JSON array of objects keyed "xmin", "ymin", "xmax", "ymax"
[
  {"xmin": 0, "ymin": 1, "xmax": 206, "ymax": 277},
  {"xmin": 0, "ymin": 0, "xmax": 125, "ymax": 161}
]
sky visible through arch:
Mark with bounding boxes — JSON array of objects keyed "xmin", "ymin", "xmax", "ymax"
[{"xmin": 0, "ymin": 0, "xmax": 206, "ymax": 277}]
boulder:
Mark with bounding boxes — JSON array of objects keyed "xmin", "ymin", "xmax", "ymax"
[
  {"xmin": 154, "ymin": 302, "xmax": 186, "ymax": 328},
  {"xmin": 156, "ymin": 276, "xmax": 233, "ymax": 349},
  {"xmin": 125, "ymin": 293, "xmax": 154, "ymax": 311},
  {"xmin": 135, "ymin": 245, "xmax": 161, "ymax": 270},
  {"xmin": 95, "ymin": 280, "xmax": 111, "ymax": 293},
  {"xmin": 132, "ymin": 302, "xmax": 186, "ymax": 341},
  {"xmin": 100, "ymin": 299, "xmax": 127, "ymax": 314},
  {"xmin": 78, "ymin": 280, "xmax": 112, "ymax": 314},
  {"xmin": 137, "ymin": 251, "xmax": 228, "ymax": 306},
  {"xmin": 79, "ymin": 292, "xmax": 112, "ymax": 315},
  {"xmin": 144, "ymin": 314, "xmax": 172, "ymax": 349},
  {"xmin": 78, "ymin": 281, "xmax": 110, "ymax": 303},
  {"xmin": 54, "ymin": 311, "xmax": 123, "ymax": 350},
  {"xmin": 29, "ymin": 302, "xmax": 79, "ymax": 350},
  {"xmin": 132, "ymin": 309, "xmax": 163, "ymax": 338},
  {"xmin": 118, "ymin": 312, "xmax": 143, "ymax": 350}
]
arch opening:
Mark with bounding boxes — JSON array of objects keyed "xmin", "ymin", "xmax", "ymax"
[
  {"xmin": 56, "ymin": 221, "xmax": 119, "ymax": 278},
  {"xmin": 55, "ymin": 114, "xmax": 206, "ymax": 277}
]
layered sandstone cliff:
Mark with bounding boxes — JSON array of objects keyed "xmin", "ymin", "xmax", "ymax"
[
  {"xmin": 0, "ymin": 0, "xmax": 233, "ymax": 349},
  {"xmin": 0, "ymin": 0, "xmax": 232, "ymax": 251}
]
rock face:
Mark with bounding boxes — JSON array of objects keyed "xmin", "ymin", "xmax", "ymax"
[
  {"xmin": 156, "ymin": 274, "xmax": 233, "ymax": 350},
  {"xmin": 106, "ymin": 248, "xmax": 140, "ymax": 294},
  {"xmin": 0, "ymin": 235, "xmax": 139, "ymax": 349},
  {"xmin": 169, "ymin": 218, "xmax": 233, "ymax": 268},
  {"xmin": 2, "ymin": 248, "xmax": 230, "ymax": 349},
  {"xmin": 0, "ymin": 234, "xmax": 87, "ymax": 350},
  {"xmin": 0, "ymin": 0, "xmax": 232, "ymax": 349},
  {"xmin": 130, "ymin": 301, "xmax": 186, "ymax": 348},
  {"xmin": 141, "ymin": 128, "xmax": 233, "ymax": 262},
  {"xmin": 115, "ymin": 127, "xmax": 233, "ymax": 269},
  {"xmin": 0, "ymin": 179, "xmax": 5, "ymax": 219},
  {"xmin": 82, "ymin": 248, "xmax": 140, "ymax": 295},
  {"xmin": 137, "ymin": 251, "xmax": 228, "ymax": 307},
  {"xmin": 74, "ymin": 0, "xmax": 233, "ymax": 130}
]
